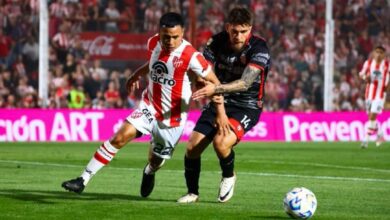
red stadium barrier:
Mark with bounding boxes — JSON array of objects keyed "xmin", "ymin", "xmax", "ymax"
[{"xmin": 0, "ymin": 109, "xmax": 389, "ymax": 142}]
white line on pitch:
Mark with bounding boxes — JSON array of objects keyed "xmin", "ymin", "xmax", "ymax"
[
  {"xmin": 0, "ymin": 159, "xmax": 390, "ymax": 183},
  {"xmin": 244, "ymin": 160, "xmax": 390, "ymax": 173}
]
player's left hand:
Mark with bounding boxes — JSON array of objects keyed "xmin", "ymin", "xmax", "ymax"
[
  {"xmin": 192, "ymin": 81, "xmax": 216, "ymax": 100},
  {"xmin": 215, "ymin": 112, "xmax": 231, "ymax": 136}
]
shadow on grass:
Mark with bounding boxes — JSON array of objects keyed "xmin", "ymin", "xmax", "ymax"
[
  {"xmin": 0, "ymin": 189, "xmax": 175, "ymax": 204},
  {"xmin": 249, "ymin": 215, "xmax": 290, "ymax": 220}
]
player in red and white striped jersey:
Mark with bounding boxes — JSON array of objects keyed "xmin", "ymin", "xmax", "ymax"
[
  {"xmin": 62, "ymin": 12, "xmax": 228, "ymax": 196},
  {"xmin": 359, "ymin": 46, "xmax": 389, "ymax": 148}
]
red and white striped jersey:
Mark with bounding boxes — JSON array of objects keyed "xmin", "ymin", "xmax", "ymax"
[
  {"xmin": 144, "ymin": 34, "xmax": 210, "ymax": 127},
  {"xmin": 52, "ymin": 32, "xmax": 71, "ymax": 49},
  {"xmin": 359, "ymin": 59, "xmax": 390, "ymax": 100}
]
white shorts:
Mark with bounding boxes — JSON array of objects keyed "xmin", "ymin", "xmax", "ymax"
[
  {"xmin": 126, "ymin": 100, "xmax": 185, "ymax": 159},
  {"xmin": 365, "ymin": 99, "xmax": 384, "ymax": 114}
]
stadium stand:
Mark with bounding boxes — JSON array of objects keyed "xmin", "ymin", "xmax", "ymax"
[{"xmin": 0, "ymin": 0, "xmax": 388, "ymax": 111}]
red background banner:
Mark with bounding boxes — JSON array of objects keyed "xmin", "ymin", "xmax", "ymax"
[{"xmin": 79, "ymin": 32, "xmax": 152, "ymax": 60}]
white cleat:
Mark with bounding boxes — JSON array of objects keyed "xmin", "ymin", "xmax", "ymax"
[
  {"xmin": 376, "ymin": 134, "xmax": 384, "ymax": 147},
  {"xmin": 361, "ymin": 142, "xmax": 368, "ymax": 149},
  {"xmin": 177, "ymin": 193, "xmax": 199, "ymax": 203},
  {"xmin": 218, "ymin": 175, "xmax": 236, "ymax": 203}
]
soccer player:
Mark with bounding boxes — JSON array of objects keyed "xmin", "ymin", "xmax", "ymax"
[
  {"xmin": 359, "ymin": 46, "xmax": 389, "ymax": 148},
  {"xmin": 61, "ymin": 12, "xmax": 226, "ymax": 197},
  {"xmin": 177, "ymin": 7, "xmax": 271, "ymax": 203}
]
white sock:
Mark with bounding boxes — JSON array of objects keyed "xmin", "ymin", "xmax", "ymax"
[
  {"xmin": 367, "ymin": 120, "xmax": 378, "ymax": 135},
  {"xmin": 81, "ymin": 141, "xmax": 119, "ymax": 185},
  {"xmin": 144, "ymin": 160, "xmax": 165, "ymax": 175},
  {"xmin": 377, "ymin": 121, "xmax": 383, "ymax": 138}
]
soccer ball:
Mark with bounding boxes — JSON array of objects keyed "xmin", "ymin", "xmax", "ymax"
[{"xmin": 283, "ymin": 187, "xmax": 317, "ymax": 219}]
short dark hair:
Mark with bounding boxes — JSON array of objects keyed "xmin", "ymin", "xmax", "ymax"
[
  {"xmin": 227, "ymin": 7, "xmax": 253, "ymax": 26},
  {"xmin": 375, "ymin": 45, "xmax": 386, "ymax": 52},
  {"xmin": 159, "ymin": 12, "xmax": 184, "ymax": 28}
]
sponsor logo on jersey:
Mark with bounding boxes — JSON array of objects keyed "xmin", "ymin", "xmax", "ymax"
[
  {"xmin": 373, "ymin": 70, "xmax": 382, "ymax": 79},
  {"xmin": 142, "ymin": 108, "xmax": 154, "ymax": 123},
  {"xmin": 151, "ymin": 61, "xmax": 176, "ymax": 86}
]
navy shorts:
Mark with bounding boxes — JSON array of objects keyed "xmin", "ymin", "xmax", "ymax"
[{"xmin": 193, "ymin": 104, "xmax": 261, "ymax": 141}]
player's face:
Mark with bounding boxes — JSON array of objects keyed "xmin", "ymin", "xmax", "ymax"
[
  {"xmin": 373, "ymin": 48, "xmax": 385, "ymax": 61},
  {"xmin": 226, "ymin": 23, "xmax": 252, "ymax": 52},
  {"xmin": 159, "ymin": 25, "xmax": 184, "ymax": 52}
]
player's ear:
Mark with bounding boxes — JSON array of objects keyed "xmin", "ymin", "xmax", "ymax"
[{"xmin": 225, "ymin": 23, "xmax": 230, "ymax": 32}]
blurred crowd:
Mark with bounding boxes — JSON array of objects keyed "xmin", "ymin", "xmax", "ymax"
[{"xmin": 0, "ymin": 0, "xmax": 389, "ymax": 112}]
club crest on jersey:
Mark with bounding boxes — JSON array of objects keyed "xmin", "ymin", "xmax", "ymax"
[
  {"xmin": 173, "ymin": 56, "xmax": 183, "ymax": 68},
  {"xmin": 151, "ymin": 61, "xmax": 176, "ymax": 86},
  {"xmin": 130, "ymin": 110, "xmax": 143, "ymax": 119}
]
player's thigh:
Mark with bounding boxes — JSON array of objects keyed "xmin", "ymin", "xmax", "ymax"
[
  {"xmin": 186, "ymin": 131, "xmax": 212, "ymax": 158},
  {"xmin": 369, "ymin": 99, "xmax": 384, "ymax": 115},
  {"xmin": 150, "ymin": 121, "xmax": 184, "ymax": 159},
  {"xmin": 110, "ymin": 121, "xmax": 139, "ymax": 148}
]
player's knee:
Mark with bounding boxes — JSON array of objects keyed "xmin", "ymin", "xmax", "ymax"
[
  {"xmin": 185, "ymin": 142, "xmax": 199, "ymax": 158},
  {"xmin": 110, "ymin": 133, "xmax": 128, "ymax": 148},
  {"xmin": 213, "ymin": 139, "xmax": 230, "ymax": 157}
]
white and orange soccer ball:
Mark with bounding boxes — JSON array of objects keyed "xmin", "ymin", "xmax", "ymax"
[{"xmin": 283, "ymin": 187, "xmax": 317, "ymax": 219}]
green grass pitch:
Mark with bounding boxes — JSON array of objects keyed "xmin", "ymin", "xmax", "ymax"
[{"xmin": 0, "ymin": 142, "xmax": 389, "ymax": 219}]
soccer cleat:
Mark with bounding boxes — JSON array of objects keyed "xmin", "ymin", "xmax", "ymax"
[
  {"xmin": 140, "ymin": 166, "xmax": 155, "ymax": 197},
  {"xmin": 62, "ymin": 177, "xmax": 85, "ymax": 194},
  {"xmin": 177, "ymin": 193, "xmax": 199, "ymax": 203},
  {"xmin": 218, "ymin": 175, "xmax": 236, "ymax": 203},
  {"xmin": 376, "ymin": 133, "xmax": 384, "ymax": 147},
  {"xmin": 360, "ymin": 142, "xmax": 368, "ymax": 149}
]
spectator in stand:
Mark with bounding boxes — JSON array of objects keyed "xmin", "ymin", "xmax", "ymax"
[
  {"xmin": 22, "ymin": 35, "xmax": 39, "ymax": 72},
  {"xmin": 63, "ymin": 53, "xmax": 77, "ymax": 76},
  {"xmin": 5, "ymin": 94, "xmax": 16, "ymax": 108},
  {"xmin": 118, "ymin": 5, "xmax": 135, "ymax": 33},
  {"xmin": 144, "ymin": 1, "xmax": 162, "ymax": 33},
  {"xmin": 89, "ymin": 59, "xmax": 107, "ymax": 81},
  {"xmin": 85, "ymin": 2, "xmax": 100, "ymax": 31},
  {"xmin": 52, "ymin": 24, "xmax": 72, "ymax": 64},
  {"xmin": 68, "ymin": 84, "xmax": 85, "ymax": 109},
  {"xmin": 290, "ymin": 88, "xmax": 309, "ymax": 112},
  {"xmin": 358, "ymin": 30, "xmax": 373, "ymax": 57},
  {"xmin": 104, "ymin": 80, "xmax": 120, "ymax": 108},
  {"xmin": 104, "ymin": 0, "xmax": 120, "ymax": 32},
  {"xmin": 0, "ymin": 28, "xmax": 13, "ymax": 69}
]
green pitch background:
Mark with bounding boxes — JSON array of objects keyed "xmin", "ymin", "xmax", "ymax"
[{"xmin": 0, "ymin": 142, "xmax": 389, "ymax": 219}]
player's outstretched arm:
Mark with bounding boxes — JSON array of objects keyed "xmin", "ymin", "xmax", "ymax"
[
  {"xmin": 126, "ymin": 62, "xmax": 149, "ymax": 94},
  {"xmin": 192, "ymin": 65, "xmax": 261, "ymax": 99},
  {"xmin": 201, "ymin": 69, "xmax": 230, "ymax": 136}
]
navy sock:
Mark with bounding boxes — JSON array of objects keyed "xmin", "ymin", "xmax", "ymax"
[
  {"xmin": 219, "ymin": 150, "xmax": 235, "ymax": 178},
  {"xmin": 184, "ymin": 156, "xmax": 201, "ymax": 195}
]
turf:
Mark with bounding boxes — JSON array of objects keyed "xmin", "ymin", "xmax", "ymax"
[{"xmin": 0, "ymin": 142, "xmax": 389, "ymax": 220}]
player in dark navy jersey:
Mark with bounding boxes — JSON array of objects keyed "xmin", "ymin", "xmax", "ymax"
[{"xmin": 177, "ymin": 7, "xmax": 271, "ymax": 203}]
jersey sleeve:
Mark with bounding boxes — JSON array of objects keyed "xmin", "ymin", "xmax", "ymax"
[
  {"xmin": 359, "ymin": 60, "xmax": 371, "ymax": 79},
  {"xmin": 248, "ymin": 43, "xmax": 271, "ymax": 71},
  {"xmin": 146, "ymin": 34, "xmax": 159, "ymax": 58},
  {"xmin": 203, "ymin": 37, "xmax": 217, "ymax": 64},
  {"xmin": 188, "ymin": 52, "xmax": 211, "ymax": 78}
]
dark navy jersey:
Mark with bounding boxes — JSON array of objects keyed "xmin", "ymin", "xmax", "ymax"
[{"xmin": 203, "ymin": 31, "xmax": 271, "ymax": 109}]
